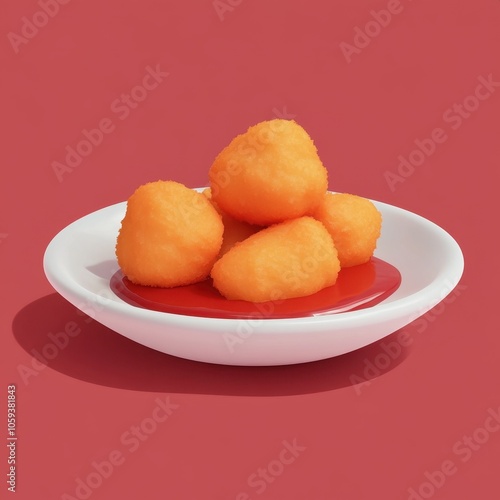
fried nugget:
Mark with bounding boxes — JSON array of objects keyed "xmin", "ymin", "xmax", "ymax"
[
  {"xmin": 209, "ymin": 119, "xmax": 328, "ymax": 225},
  {"xmin": 211, "ymin": 216, "xmax": 340, "ymax": 302},
  {"xmin": 312, "ymin": 193, "xmax": 381, "ymax": 267},
  {"xmin": 116, "ymin": 181, "xmax": 223, "ymax": 287}
]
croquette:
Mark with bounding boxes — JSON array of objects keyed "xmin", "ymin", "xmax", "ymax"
[
  {"xmin": 211, "ymin": 217, "xmax": 340, "ymax": 302},
  {"xmin": 209, "ymin": 119, "xmax": 328, "ymax": 225},
  {"xmin": 116, "ymin": 181, "xmax": 223, "ymax": 287},
  {"xmin": 312, "ymin": 193, "xmax": 382, "ymax": 267}
]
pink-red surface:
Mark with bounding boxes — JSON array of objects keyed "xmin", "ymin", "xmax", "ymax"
[{"xmin": 1, "ymin": 1, "xmax": 499, "ymax": 499}]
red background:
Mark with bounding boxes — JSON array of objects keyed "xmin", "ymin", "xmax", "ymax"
[{"xmin": 1, "ymin": 1, "xmax": 499, "ymax": 499}]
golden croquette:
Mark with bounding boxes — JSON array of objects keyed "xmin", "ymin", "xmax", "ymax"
[
  {"xmin": 312, "ymin": 193, "xmax": 382, "ymax": 268},
  {"xmin": 209, "ymin": 119, "xmax": 328, "ymax": 225},
  {"xmin": 211, "ymin": 216, "xmax": 340, "ymax": 302},
  {"xmin": 116, "ymin": 181, "xmax": 223, "ymax": 287}
]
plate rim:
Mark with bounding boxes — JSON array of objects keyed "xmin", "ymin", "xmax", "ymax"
[{"xmin": 42, "ymin": 194, "xmax": 465, "ymax": 364}]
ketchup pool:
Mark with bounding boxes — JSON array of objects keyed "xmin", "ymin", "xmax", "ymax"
[{"xmin": 110, "ymin": 257, "xmax": 401, "ymax": 320}]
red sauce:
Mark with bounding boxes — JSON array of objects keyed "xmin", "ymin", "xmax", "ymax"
[{"xmin": 110, "ymin": 257, "xmax": 401, "ymax": 319}]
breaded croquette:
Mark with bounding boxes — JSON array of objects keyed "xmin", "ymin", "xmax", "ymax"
[
  {"xmin": 211, "ymin": 217, "xmax": 340, "ymax": 302},
  {"xmin": 209, "ymin": 119, "xmax": 328, "ymax": 225},
  {"xmin": 116, "ymin": 181, "xmax": 223, "ymax": 287},
  {"xmin": 312, "ymin": 193, "xmax": 381, "ymax": 267}
]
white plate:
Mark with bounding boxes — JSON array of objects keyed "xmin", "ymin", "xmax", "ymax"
[{"xmin": 43, "ymin": 194, "xmax": 464, "ymax": 366}]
